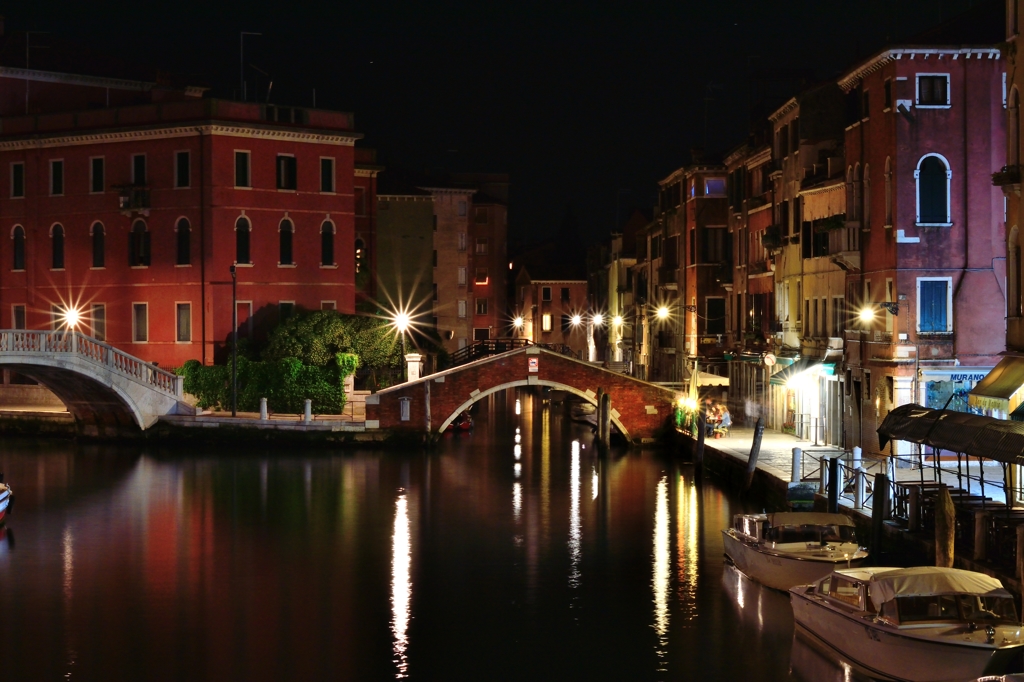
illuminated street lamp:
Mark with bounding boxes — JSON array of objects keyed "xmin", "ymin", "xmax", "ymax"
[
  {"xmin": 656, "ymin": 306, "xmax": 670, "ymax": 320},
  {"xmin": 392, "ymin": 310, "xmax": 410, "ymax": 355},
  {"xmin": 571, "ymin": 313, "xmax": 582, "ymax": 326},
  {"xmin": 592, "ymin": 313, "xmax": 604, "ymax": 327},
  {"xmin": 62, "ymin": 306, "xmax": 81, "ymax": 331},
  {"xmin": 612, "ymin": 315, "xmax": 623, "ymax": 327}
]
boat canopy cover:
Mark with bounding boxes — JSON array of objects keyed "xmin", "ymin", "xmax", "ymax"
[
  {"xmin": 877, "ymin": 403, "xmax": 1024, "ymax": 466},
  {"xmin": 868, "ymin": 567, "xmax": 1010, "ymax": 610},
  {"xmin": 768, "ymin": 512, "xmax": 854, "ymax": 527}
]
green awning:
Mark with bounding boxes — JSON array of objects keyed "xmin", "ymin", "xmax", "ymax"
[{"xmin": 769, "ymin": 358, "xmax": 838, "ymax": 386}]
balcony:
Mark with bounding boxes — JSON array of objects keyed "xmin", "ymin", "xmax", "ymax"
[
  {"xmin": 116, "ymin": 185, "xmax": 151, "ymax": 216},
  {"xmin": 992, "ymin": 165, "xmax": 1021, "ymax": 188}
]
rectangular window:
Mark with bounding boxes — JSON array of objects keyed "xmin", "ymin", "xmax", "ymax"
[
  {"xmin": 91, "ymin": 157, "xmax": 105, "ymax": 193},
  {"xmin": 542, "ymin": 314, "xmax": 552, "ymax": 332},
  {"xmin": 832, "ymin": 296, "xmax": 844, "ymax": 336},
  {"xmin": 474, "ymin": 328, "xmax": 490, "ymax": 341},
  {"xmin": 399, "ymin": 397, "xmax": 411, "ymax": 422},
  {"xmin": 175, "ymin": 151, "xmax": 190, "ymax": 188},
  {"xmin": 458, "ymin": 266, "xmax": 467, "ymax": 286},
  {"xmin": 475, "ymin": 268, "xmax": 489, "ymax": 285},
  {"xmin": 11, "ymin": 162, "xmax": 24, "ymax": 198},
  {"xmin": 133, "ymin": 303, "xmax": 148, "ymax": 343},
  {"xmin": 91, "ymin": 304, "xmax": 106, "ymax": 341},
  {"xmin": 796, "ymin": 282, "xmax": 802, "ymax": 322},
  {"xmin": 354, "ymin": 186, "xmax": 365, "ymax": 215},
  {"xmin": 276, "ymin": 155, "xmax": 297, "ymax": 190},
  {"xmin": 457, "ymin": 300, "xmax": 467, "ymax": 318},
  {"xmin": 235, "ymin": 151, "xmax": 251, "ymax": 188},
  {"xmin": 457, "ymin": 233, "xmax": 467, "ymax": 251},
  {"xmin": 176, "ymin": 303, "xmax": 191, "ymax": 342},
  {"xmin": 321, "ymin": 301, "xmax": 336, "ymax": 311},
  {"xmin": 917, "ymin": 75, "xmax": 950, "ymax": 107},
  {"xmin": 475, "ymin": 238, "xmax": 488, "ymax": 255},
  {"xmin": 706, "ymin": 297, "xmax": 726, "ymax": 334},
  {"xmin": 804, "ymin": 300, "xmax": 810, "ymax": 336},
  {"xmin": 50, "ymin": 160, "xmax": 64, "ymax": 195},
  {"xmin": 476, "ymin": 299, "xmax": 488, "ymax": 315},
  {"xmin": 12, "ymin": 305, "xmax": 25, "ymax": 330},
  {"xmin": 919, "ymin": 279, "xmax": 951, "ymax": 332},
  {"xmin": 704, "ymin": 178, "xmax": 726, "ymax": 196},
  {"xmin": 320, "ymin": 157, "xmax": 335, "ymax": 193},
  {"xmin": 132, "ymin": 154, "xmax": 146, "ymax": 185},
  {"xmin": 433, "ymin": 283, "xmax": 438, "ymax": 301},
  {"xmin": 458, "ymin": 201, "xmax": 467, "ymax": 216},
  {"xmin": 279, "ymin": 301, "xmax": 295, "ymax": 323},
  {"xmin": 561, "ymin": 287, "xmax": 570, "ymax": 302},
  {"xmin": 542, "ymin": 286, "xmax": 552, "ymax": 302}
]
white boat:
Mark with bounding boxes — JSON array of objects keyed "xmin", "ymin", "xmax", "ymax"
[
  {"xmin": 790, "ymin": 566, "xmax": 1024, "ymax": 682},
  {"xmin": 0, "ymin": 482, "xmax": 10, "ymax": 522},
  {"xmin": 721, "ymin": 512, "xmax": 868, "ymax": 591}
]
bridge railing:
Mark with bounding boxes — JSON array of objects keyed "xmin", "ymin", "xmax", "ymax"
[{"xmin": 0, "ymin": 330, "xmax": 182, "ymax": 399}]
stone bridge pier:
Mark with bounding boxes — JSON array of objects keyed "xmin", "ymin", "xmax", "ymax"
[{"xmin": 366, "ymin": 346, "xmax": 679, "ymax": 444}]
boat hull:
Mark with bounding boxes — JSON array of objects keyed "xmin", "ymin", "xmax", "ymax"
[
  {"xmin": 790, "ymin": 589, "xmax": 1022, "ymax": 681},
  {"xmin": 722, "ymin": 530, "xmax": 865, "ymax": 591},
  {"xmin": 0, "ymin": 489, "xmax": 8, "ymax": 522}
]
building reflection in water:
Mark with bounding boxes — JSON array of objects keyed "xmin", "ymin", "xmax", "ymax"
[
  {"xmin": 391, "ymin": 490, "xmax": 412, "ymax": 679},
  {"xmin": 568, "ymin": 440, "xmax": 581, "ymax": 591},
  {"xmin": 512, "ymin": 482, "xmax": 522, "ymax": 521},
  {"xmin": 652, "ymin": 475, "xmax": 669, "ymax": 671},
  {"xmin": 676, "ymin": 473, "xmax": 698, "ymax": 621},
  {"xmin": 591, "ymin": 467, "xmax": 598, "ymax": 500}
]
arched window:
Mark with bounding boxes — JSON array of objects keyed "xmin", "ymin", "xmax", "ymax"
[
  {"xmin": 12, "ymin": 225, "xmax": 25, "ymax": 270},
  {"xmin": 862, "ymin": 164, "xmax": 871, "ymax": 231},
  {"xmin": 236, "ymin": 217, "xmax": 251, "ymax": 264},
  {"xmin": 916, "ymin": 154, "xmax": 951, "ymax": 225},
  {"xmin": 884, "ymin": 157, "xmax": 893, "ymax": 227},
  {"xmin": 279, "ymin": 219, "xmax": 294, "ymax": 265},
  {"xmin": 321, "ymin": 221, "xmax": 335, "ymax": 266},
  {"xmin": 176, "ymin": 218, "xmax": 191, "ymax": 266},
  {"xmin": 91, "ymin": 222, "xmax": 105, "ymax": 268},
  {"xmin": 129, "ymin": 219, "xmax": 150, "ymax": 267},
  {"xmin": 51, "ymin": 224, "xmax": 64, "ymax": 269}
]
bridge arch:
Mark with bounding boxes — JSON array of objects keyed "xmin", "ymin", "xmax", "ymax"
[{"xmin": 437, "ymin": 379, "xmax": 630, "ymax": 440}]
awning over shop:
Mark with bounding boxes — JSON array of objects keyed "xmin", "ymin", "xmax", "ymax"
[
  {"xmin": 769, "ymin": 357, "xmax": 838, "ymax": 386},
  {"xmin": 877, "ymin": 403, "xmax": 1024, "ymax": 466},
  {"xmin": 682, "ymin": 370, "xmax": 729, "ymax": 387},
  {"xmin": 967, "ymin": 356, "xmax": 1024, "ymax": 414},
  {"xmin": 801, "ymin": 181, "xmax": 846, "ymax": 221}
]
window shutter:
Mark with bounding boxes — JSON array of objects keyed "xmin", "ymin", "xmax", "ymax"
[{"xmin": 920, "ymin": 281, "xmax": 947, "ymax": 332}]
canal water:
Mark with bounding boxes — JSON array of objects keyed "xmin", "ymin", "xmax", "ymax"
[{"xmin": 0, "ymin": 389, "xmax": 870, "ymax": 681}]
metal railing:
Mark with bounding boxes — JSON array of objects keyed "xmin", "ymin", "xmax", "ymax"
[{"xmin": 0, "ymin": 330, "xmax": 181, "ymax": 398}]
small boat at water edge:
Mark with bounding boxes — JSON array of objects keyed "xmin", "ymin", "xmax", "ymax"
[
  {"xmin": 0, "ymin": 477, "xmax": 11, "ymax": 522},
  {"xmin": 452, "ymin": 412, "xmax": 473, "ymax": 431},
  {"xmin": 791, "ymin": 566, "xmax": 1024, "ymax": 682},
  {"xmin": 722, "ymin": 512, "xmax": 868, "ymax": 591}
]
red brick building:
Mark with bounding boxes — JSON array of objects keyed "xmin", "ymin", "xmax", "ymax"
[{"xmin": 0, "ymin": 67, "xmax": 361, "ymax": 368}]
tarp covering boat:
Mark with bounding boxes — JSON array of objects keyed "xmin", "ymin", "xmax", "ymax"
[
  {"xmin": 867, "ymin": 566, "xmax": 1010, "ymax": 610},
  {"xmin": 877, "ymin": 403, "xmax": 1024, "ymax": 465},
  {"xmin": 767, "ymin": 512, "xmax": 855, "ymax": 527}
]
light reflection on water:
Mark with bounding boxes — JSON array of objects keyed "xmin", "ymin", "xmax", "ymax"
[{"xmin": 0, "ymin": 389, "xmax": 884, "ymax": 681}]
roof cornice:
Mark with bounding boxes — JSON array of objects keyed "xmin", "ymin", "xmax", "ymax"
[
  {"xmin": 419, "ymin": 186, "xmax": 477, "ymax": 195},
  {"xmin": 768, "ymin": 97, "xmax": 798, "ymax": 123},
  {"xmin": 0, "ymin": 65, "xmax": 155, "ymax": 91},
  {"xmin": 838, "ymin": 47, "xmax": 1001, "ymax": 92},
  {"xmin": 745, "ymin": 146, "xmax": 772, "ymax": 169},
  {"xmin": 0, "ymin": 123, "xmax": 360, "ymax": 150}
]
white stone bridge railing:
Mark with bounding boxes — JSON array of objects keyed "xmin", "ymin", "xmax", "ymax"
[{"xmin": 0, "ymin": 330, "xmax": 183, "ymax": 399}]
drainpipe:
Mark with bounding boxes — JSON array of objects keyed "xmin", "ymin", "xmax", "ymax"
[{"xmin": 951, "ymin": 56, "xmax": 970, "ymax": 366}]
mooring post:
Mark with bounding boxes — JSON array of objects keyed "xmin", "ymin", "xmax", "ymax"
[
  {"xmin": 854, "ymin": 468, "xmax": 866, "ymax": 510},
  {"xmin": 852, "ymin": 446, "xmax": 862, "ymax": 472},
  {"xmin": 871, "ymin": 472, "xmax": 890, "ymax": 557},
  {"xmin": 743, "ymin": 418, "xmax": 764, "ymax": 493},
  {"xmin": 695, "ymin": 413, "xmax": 706, "ymax": 483},
  {"xmin": 819, "ymin": 457, "xmax": 828, "ymax": 494},
  {"xmin": 600, "ymin": 393, "xmax": 611, "ymax": 450},
  {"xmin": 974, "ymin": 511, "xmax": 990, "ymax": 562},
  {"xmin": 935, "ymin": 484, "xmax": 955, "ymax": 568},
  {"xmin": 596, "ymin": 388, "xmax": 605, "ymax": 443},
  {"xmin": 827, "ymin": 456, "xmax": 840, "ymax": 513},
  {"xmin": 908, "ymin": 486, "xmax": 921, "ymax": 532},
  {"xmin": 303, "ymin": 399, "xmax": 312, "ymax": 424},
  {"xmin": 425, "ymin": 379, "xmax": 431, "ymax": 436},
  {"xmin": 259, "ymin": 397, "xmax": 268, "ymax": 421},
  {"xmin": 791, "ymin": 447, "xmax": 802, "ymax": 483}
]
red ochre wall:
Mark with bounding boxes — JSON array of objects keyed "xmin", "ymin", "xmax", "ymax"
[{"xmin": 365, "ymin": 347, "xmax": 677, "ymax": 443}]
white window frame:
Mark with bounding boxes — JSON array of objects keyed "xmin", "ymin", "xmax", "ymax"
[
  {"xmin": 91, "ymin": 303, "xmax": 106, "ymax": 340},
  {"xmin": 10, "ymin": 162, "xmax": 24, "ymax": 199},
  {"xmin": 276, "ymin": 153, "xmax": 297, "ymax": 192},
  {"xmin": 175, "ymin": 302, "xmax": 192, "ymax": 343},
  {"xmin": 234, "ymin": 150, "xmax": 252, "ymax": 189},
  {"xmin": 89, "ymin": 156, "xmax": 105, "ymax": 194},
  {"xmin": 916, "ymin": 276, "xmax": 954, "ymax": 333},
  {"xmin": 915, "ymin": 73, "xmax": 951, "ymax": 109},
  {"xmin": 457, "ymin": 266, "xmax": 467, "ymax": 286},
  {"xmin": 457, "ymin": 300, "xmax": 467, "ymax": 318},
  {"xmin": 174, "ymin": 150, "xmax": 191, "ymax": 189},
  {"xmin": 320, "ymin": 156, "xmax": 336, "ymax": 194},
  {"xmin": 132, "ymin": 302, "xmax": 149, "ymax": 343},
  {"xmin": 50, "ymin": 159, "xmax": 64, "ymax": 196},
  {"xmin": 457, "ymin": 232, "xmax": 467, "ymax": 251},
  {"xmin": 321, "ymin": 300, "xmax": 336, "ymax": 311},
  {"xmin": 542, "ymin": 313, "xmax": 552, "ymax": 332},
  {"xmin": 914, "ymin": 153, "xmax": 953, "ymax": 227}
]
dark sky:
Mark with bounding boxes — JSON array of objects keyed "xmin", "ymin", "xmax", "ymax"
[{"xmin": 8, "ymin": 0, "xmax": 984, "ymax": 249}]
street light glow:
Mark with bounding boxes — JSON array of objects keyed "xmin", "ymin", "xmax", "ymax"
[
  {"xmin": 592, "ymin": 313, "xmax": 604, "ymax": 326},
  {"xmin": 63, "ymin": 306, "xmax": 81, "ymax": 330},
  {"xmin": 656, "ymin": 306, "xmax": 669, "ymax": 320},
  {"xmin": 513, "ymin": 316, "xmax": 524, "ymax": 329},
  {"xmin": 393, "ymin": 311, "xmax": 411, "ymax": 333},
  {"xmin": 613, "ymin": 315, "xmax": 623, "ymax": 327},
  {"xmin": 571, "ymin": 314, "xmax": 582, "ymax": 326},
  {"xmin": 858, "ymin": 307, "xmax": 875, "ymax": 323}
]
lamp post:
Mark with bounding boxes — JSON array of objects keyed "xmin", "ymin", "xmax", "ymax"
[
  {"xmin": 392, "ymin": 310, "xmax": 410, "ymax": 381},
  {"xmin": 230, "ymin": 265, "xmax": 237, "ymax": 417}
]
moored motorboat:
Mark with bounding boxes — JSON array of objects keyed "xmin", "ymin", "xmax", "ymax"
[
  {"xmin": 721, "ymin": 512, "xmax": 868, "ymax": 591},
  {"xmin": 453, "ymin": 412, "xmax": 473, "ymax": 431},
  {"xmin": 0, "ymin": 480, "xmax": 11, "ymax": 522},
  {"xmin": 790, "ymin": 566, "xmax": 1024, "ymax": 681}
]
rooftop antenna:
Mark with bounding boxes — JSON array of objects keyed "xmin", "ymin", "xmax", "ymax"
[
  {"xmin": 239, "ymin": 31, "xmax": 262, "ymax": 101},
  {"xmin": 250, "ymin": 63, "xmax": 272, "ymax": 103}
]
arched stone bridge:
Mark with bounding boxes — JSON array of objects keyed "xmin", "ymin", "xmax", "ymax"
[
  {"xmin": 0, "ymin": 330, "xmax": 194, "ymax": 436},
  {"xmin": 365, "ymin": 346, "xmax": 678, "ymax": 444}
]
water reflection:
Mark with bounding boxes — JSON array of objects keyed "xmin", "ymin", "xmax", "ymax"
[
  {"xmin": 652, "ymin": 475, "xmax": 669, "ymax": 670},
  {"xmin": 568, "ymin": 440, "xmax": 581, "ymax": 591},
  {"xmin": 790, "ymin": 631, "xmax": 866, "ymax": 682},
  {"xmin": 391, "ymin": 491, "xmax": 412, "ymax": 679},
  {"xmin": 676, "ymin": 473, "xmax": 698, "ymax": 621},
  {"xmin": 512, "ymin": 482, "xmax": 522, "ymax": 521}
]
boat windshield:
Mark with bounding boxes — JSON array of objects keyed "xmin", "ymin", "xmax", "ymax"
[
  {"xmin": 896, "ymin": 594, "xmax": 1019, "ymax": 625},
  {"xmin": 767, "ymin": 524, "xmax": 856, "ymax": 544}
]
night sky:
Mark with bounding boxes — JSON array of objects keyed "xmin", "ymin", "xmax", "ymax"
[{"xmin": 8, "ymin": 0, "xmax": 984, "ymax": 249}]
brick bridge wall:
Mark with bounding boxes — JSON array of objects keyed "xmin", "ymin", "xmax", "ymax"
[{"xmin": 365, "ymin": 347, "xmax": 678, "ymax": 444}]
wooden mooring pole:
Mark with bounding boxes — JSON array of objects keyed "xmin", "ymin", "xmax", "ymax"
[
  {"xmin": 935, "ymin": 484, "xmax": 955, "ymax": 567},
  {"xmin": 871, "ymin": 472, "xmax": 890, "ymax": 557},
  {"xmin": 743, "ymin": 418, "xmax": 764, "ymax": 493}
]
